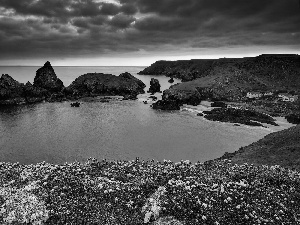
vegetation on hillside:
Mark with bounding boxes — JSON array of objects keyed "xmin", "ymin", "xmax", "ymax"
[{"xmin": 1, "ymin": 158, "xmax": 300, "ymax": 224}]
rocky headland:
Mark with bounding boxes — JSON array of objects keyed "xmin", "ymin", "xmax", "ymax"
[
  {"xmin": 0, "ymin": 62, "xmax": 146, "ymax": 105},
  {"xmin": 140, "ymin": 54, "xmax": 300, "ymax": 102},
  {"xmin": 143, "ymin": 54, "xmax": 300, "ymax": 126}
]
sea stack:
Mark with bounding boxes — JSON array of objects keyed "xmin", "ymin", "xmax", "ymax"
[
  {"xmin": 34, "ymin": 61, "xmax": 64, "ymax": 92},
  {"xmin": 148, "ymin": 78, "xmax": 161, "ymax": 94}
]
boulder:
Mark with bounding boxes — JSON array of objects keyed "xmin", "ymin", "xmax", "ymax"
[
  {"xmin": 148, "ymin": 78, "xmax": 161, "ymax": 94},
  {"xmin": 151, "ymin": 100, "xmax": 181, "ymax": 110},
  {"xmin": 119, "ymin": 72, "xmax": 146, "ymax": 91},
  {"xmin": 34, "ymin": 61, "xmax": 64, "ymax": 92}
]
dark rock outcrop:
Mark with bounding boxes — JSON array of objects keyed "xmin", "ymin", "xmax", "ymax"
[
  {"xmin": 218, "ymin": 125, "xmax": 300, "ymax": 170},
  {"xmin": 119, "ymin": 72, "xmax": 146, "ymax": 91},
  {"xmin": 66, "ymin": 73, "xmax": 145, "ymax": 99},
  {"xmin": 148, "ymin": 78, "xmax": 161, "ymax": 94},
  {"xmin": 0, "ymin": 74, "xmax": 26, "ymax": 105},
  {"xmin": 285, "ymin": 113, "xmax": 300, "ymax": 124},
  {"xmin": 162, "ymin": 87, "xmax": 202, "ymax": 106},
  {"xmin": 34, "ymin": 61, "xmax": 64, "ymax": 92},
  {"xmin": 168, "ymin": 77, "xmax": 174, "ymax": 83},
  {"xmin": 23, "ymin": 81, "xmax": 48, "ymax": 103},
  {"xmin": 203, "ymin": 108, "xmax": 278, "ymax": 127},
  {"xmin": 211, "ymin": 101, "xmax": 227, "ymax": 108},
  {"xmin": 151, "ymin": 100, "xmax": 181, "ymax": 110}
]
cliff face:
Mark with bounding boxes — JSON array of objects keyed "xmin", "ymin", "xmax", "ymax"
[
  {"xmin": 220, "ymin": 125, "xmax": 300, "ymax": 170},
  {"xmin": 143, "ymin": 55, "xmax": 300, "ymax": 102}
]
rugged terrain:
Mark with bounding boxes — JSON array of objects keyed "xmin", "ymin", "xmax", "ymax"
[
  {"xmin": 140, "ymin": 54, "xmax": 300, "ymax": 102},
  {"xmin": 1, "ymin": 159, "xmax": 300, "ymax": 224}
]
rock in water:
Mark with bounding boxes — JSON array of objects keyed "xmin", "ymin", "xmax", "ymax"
[
  {"xmin": 34, "ymin": 61, "xmax": 64, "ymax": 92},
  {"xmin": 0, "ymin": 74, "xmax": 25, "ymax": 104},
  {"xmin": 152, "ymin": 100, "xmax": 181, "ymax": 110},
  {"xmin": 119, "ymin": 72, "xmax": 146, "ymax": 91},
  {"xmin": 148, "ymin": 78, "xmax": 161, "ymax": 94},
  {"xmin": 168, "ymin": 77, "xmax": 174, "ymax": 83},
  {"xmin": 66, "ymin": 73, "xmax": 145, "ymax": 99}
]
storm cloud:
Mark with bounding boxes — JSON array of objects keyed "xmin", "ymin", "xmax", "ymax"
[{"xmin": 0, "ymin": 0, "xmax": 299, "ymax": 63}]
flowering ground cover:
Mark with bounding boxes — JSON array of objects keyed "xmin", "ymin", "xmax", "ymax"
[{"xmin": 1, "ymin": 158, "xmax": 300, "ymax": 224}]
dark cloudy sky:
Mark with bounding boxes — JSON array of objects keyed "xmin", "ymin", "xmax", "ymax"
[{"xmin": 0, "ymin": 0, "xmax": 299, "ymax": 66}]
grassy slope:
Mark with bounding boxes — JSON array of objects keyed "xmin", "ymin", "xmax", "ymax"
[{"xmin": 220, "ymin": 125, "xmax": 300, "ymax": 170}]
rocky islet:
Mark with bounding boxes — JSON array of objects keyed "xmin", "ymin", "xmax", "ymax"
[{"xmin": 0, "ymin": 62, "xmax": 146, "ymax": 105}]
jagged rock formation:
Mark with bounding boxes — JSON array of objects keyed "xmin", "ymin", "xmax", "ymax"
[
  {"xmin": 219, "ymin": 125, "xmax": 300, "ymax": 170},
  {"xmin": 140, "ymin": 54, "xmax": 300, "ymax": 102},
  {"xmin": 148, "ymin": 78, "xmax": 161, "ymax": 94},
  {"xmin": 34, "ymin": 61, "xmax": 64, "ymax": 92},
  {"xmin": 66, "ymin": 73, "xmax": 145, "ymax": 99},
  {"xmin": 0, "ymin": 74, "xmax": 26, "ymax": 105}
]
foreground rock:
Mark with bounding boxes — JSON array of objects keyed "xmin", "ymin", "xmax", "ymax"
[
  {"xmin": 34, "ymin": 61, "xmax": 64, "ymax": 93},
  {"xmin": 219, "ymin": 125, "xmax": 300, "ymax": 170},
  {"xmin": 148, "ymin": 78, "xmax": 161, "ymax": 94},
  {"xmin": 203, "ymin": 108, "xmax": 278, "ymax": 127},
  {"xmin": 66, "ymin": 73, "xmax": 145, "ymax": 99}
]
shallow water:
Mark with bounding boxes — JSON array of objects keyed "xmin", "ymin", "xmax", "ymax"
[{"xmin": 0, "ymin": 67, "xmax": 293, "ymax": 164}]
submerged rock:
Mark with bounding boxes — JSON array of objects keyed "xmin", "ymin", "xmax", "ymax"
[{"xmin": 34, "ymin": 61, "xmax": 64, "ymax": 92}]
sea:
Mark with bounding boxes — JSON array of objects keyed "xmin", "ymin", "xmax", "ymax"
[{"xmin": 0, "ymin": 66, "xmax": 294, "ymax": 165}]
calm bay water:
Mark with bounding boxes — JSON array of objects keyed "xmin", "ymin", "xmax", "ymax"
[{"xmin": 0, "ymin": 66, "xmax": 288, "ymax": 164}]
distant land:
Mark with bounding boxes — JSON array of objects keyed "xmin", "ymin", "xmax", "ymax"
[{"xmin": 140, "ymin": 54, "xmax": 300, "ymax": 119}]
